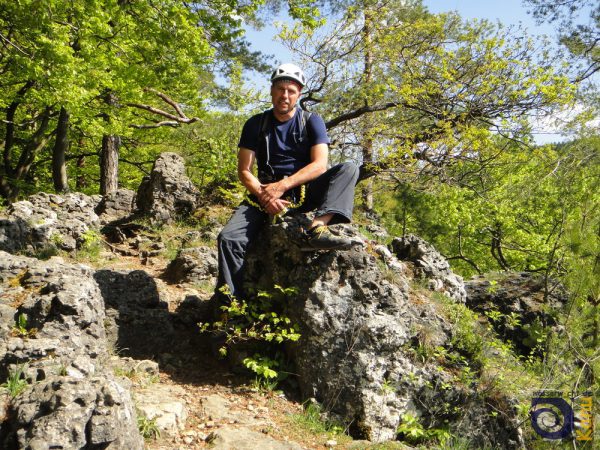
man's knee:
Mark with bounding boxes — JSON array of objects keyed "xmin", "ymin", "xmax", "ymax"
[
  {"xmin": 217, "ymin": 229, "xmax": 228, "ymax": 246},
  {"xmin": 218, "ymin": 216, "xmax": 247, "ymax": 242},
  {"xmin": 338, "ymin": 161, "xmax": 359, "ymax": 177},
  {"xmin": 337, "ymin": 161, "xmax": 359, "ymax": 185},
  {"xmin": 218, "ymin": 227, "xmax": 240, "ymax": 248}
]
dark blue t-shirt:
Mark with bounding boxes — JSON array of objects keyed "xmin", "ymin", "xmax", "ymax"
[{"xmin": 238, "ymin": 108, "xmax": 330, "ymax": 176}]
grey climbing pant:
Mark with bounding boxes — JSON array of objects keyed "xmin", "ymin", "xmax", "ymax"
[{"xmin": 217, "ymin": 162, "xmax": 359, "ymax": 298}]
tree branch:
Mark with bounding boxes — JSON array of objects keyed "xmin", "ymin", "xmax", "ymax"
[
  {"xmin": 0, "ymin": 32, "xmax": 30, "ymax": 56},
  {"xmin": 130, "ymin": 120, "xmax": 181, "ymax": 129},
  {"xmin": 127, "ymin": 89, "xmax": 199, "ymax": 128},
  {"xmin": 325, "ymin": 102, "xmax": 399, "ymax": 129}
]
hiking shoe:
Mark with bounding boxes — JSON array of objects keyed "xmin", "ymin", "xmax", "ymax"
[{"xmin": 302, "ymin": 225, "xmax": 354, "ymax": 251}]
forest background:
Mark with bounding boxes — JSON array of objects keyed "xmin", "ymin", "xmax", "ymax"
[{"xmin": 0, "ymin": 0, "xmax": 598, "ymax": 438}]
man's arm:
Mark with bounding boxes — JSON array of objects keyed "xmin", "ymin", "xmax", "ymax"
[
  {"xmin": 237, "ymin": 147, "xmax": 262, "ymax": 196},
  {"xmin": 257, "ymin": 143, "xmax": 328, "ymax": 205}
]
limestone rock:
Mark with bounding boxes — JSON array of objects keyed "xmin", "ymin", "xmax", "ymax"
[
  {"xmin": 207, "ymin": 426, "xmax": 304, "ymax": 450},
  {"xmin": 94, "ymin": 269, "xmax": 175, "ymax": 359},
  {"xmin": 135, "ymin": 384, "xmax": 188, "ymax": 437},
  {"xmin": 163, "ymin": 246, "xmax": 218, "ymax": 285},
  {"xmin": 0, "ymin": 252, "xmax": 106, "ymax": 379},
  {"xmin": 199, "ymin": 394, "xmax": 268, "ymax": 426},
  {"xmin": 465, "ymin": 272, "xmax": 567, "ymax": 354},
  {"xmin": 136, "ymin": 152, "xmax": 200, "ymax": 224},
  {"xmin": 95, "ymin": 188, "xmax": 136, "ymax": 223},
  {"xmin": 9, "ymin": 376, "xmax": 142, "ymax": 450},
  {"xmin": 244, "ymin": 217, "xmax": 521, "ymax": 448},
  {"xmin": 0, "ymin": 192, "xmax": 100, "ymax": 254},
  {"xmin": 174, "ymin": 294, "xmax": 213, "ymax": 326},
  {"xmin": 0, "ymin": 252, "xmax": 143, "ymax": 449},
  {"xmin": 391, "ymin": 234, "xmax": 467, "ymax": 302}
]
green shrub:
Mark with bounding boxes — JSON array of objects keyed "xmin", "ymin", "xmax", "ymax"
[
  {"xmin": 396, "ymin": 413, "xmax": 452, "ymax": 446},
  {"xmin": 199, "ymin": 285, "xmax": 301, "ymax": 384}
]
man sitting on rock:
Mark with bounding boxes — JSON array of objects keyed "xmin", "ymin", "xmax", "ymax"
[{"xmin": 217, "ymin": 63, "xmax": 360, "ymax": 299}]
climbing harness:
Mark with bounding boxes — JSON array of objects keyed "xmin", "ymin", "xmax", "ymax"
[{"xmin": 245, "ymin": 184, "xmax": 306, "ymax": 224}]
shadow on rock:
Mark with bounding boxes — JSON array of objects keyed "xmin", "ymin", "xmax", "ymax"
[{"xmin": 94, "ymin": 269, "xmax": 174, "ymax": 360}]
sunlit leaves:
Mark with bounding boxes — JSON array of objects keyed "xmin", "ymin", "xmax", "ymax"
[{"xmin": 0, "ymin": 0, "xmax": 277, "ymax": 197}]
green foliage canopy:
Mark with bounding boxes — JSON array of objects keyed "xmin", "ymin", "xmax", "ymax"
[
  {"xmin": 281, "ymin": 1, "xmax": 574, "ymax": 179},
  {"xmin": 0, "ymin": 0, "xmax": 299, "ymax": 199}
]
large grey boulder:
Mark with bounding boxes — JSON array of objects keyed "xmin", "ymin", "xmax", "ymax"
[
  {"xmin": 0, "ymin": 253, "xmax": 106, "ymax": 379},
  {"xmin": 0, "ymin": 252, "xmax": 143, "ymax": 449},
  {"xmin": 391, "ymin": 234, "xmax": 467, "ymax": 302},
  {"xmin": 9, "ymin": 376, "xmax": 140, "ymax": 450},
  {"xmin": 95, "ymin": 188, "xmax": 136, "ymax": 224},
  {"xmin": 465, "ymin": 272, "xmax": 567, "ymax": 354},
  {"xmin": 163, "ymin": 246, "xmax": 218, "ymax": 285},
  {"xmin": 94, "ymin": 269, "xmax": 175, "ymax": 359},
  {"xmin": 0, "ymin": 192, "xmax": 101, "ymax": 254},
  {"xmin": 244, "ymin": 217, "xmax": 522, "ymax": 448},
  {"xmin": 136, "ymin": 152, "xmax": 200, "ymax": 224}
]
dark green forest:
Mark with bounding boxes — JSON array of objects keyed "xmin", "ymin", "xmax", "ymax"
[{"xmin": 1, "ymin": 0, "xmax": 598, "ymax": 446}]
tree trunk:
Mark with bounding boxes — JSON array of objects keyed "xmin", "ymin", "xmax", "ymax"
[
  {"xmin": 52, "ymin": 107, "xmax": 70, "ymax": 193},
  {"xmin": 76, "ymin": 153, "xmax": 87, "ymax": 190},
  {"xmin": 100, "ymin": 134, "xmax": 120, "ymax": 195},
  {"xmin": 361, "ymin": 5, "xmax": 374, "ymax": 212}
]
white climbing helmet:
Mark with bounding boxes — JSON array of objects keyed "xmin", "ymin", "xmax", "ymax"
[{"xmin": 270, "ymin": 63, "xmax": 306, "ymax": 88}]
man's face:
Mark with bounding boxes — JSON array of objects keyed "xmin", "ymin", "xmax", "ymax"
[{"xmin": 270, "ymin": 80, "xmax": 301, "ymax": 117}]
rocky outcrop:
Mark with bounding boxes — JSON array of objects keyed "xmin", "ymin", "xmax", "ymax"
[
  {"xmin": 0, "ymin": 153, "xmax": 202, "ymax": 257},
  {"xmin": 244, "ymin": 217, "xmax": 521, "ymax": 448},
  {"xmin": 0, "ymin": 150, "xmax": 543, "ymax": 449},
  {"xmin": 0, "ymin": 252, "xmax": 143, "ymax": 449},
  {"xmin": 466, "ymin": 272, "xmax": 567, "ymax": 354},
  {"xmin": 8, "ymin": 376, "xmax": 140, "ymax": 450},
  {"xmin": 0, "ymin": 192, "xmax": 101, "ymax": 254},
  {"xmin": 391, "ymin": 234, "xmax": 467, "ymax": 302},
  {"xmin": 136, "ymin": 152, "xmax": 200, "ymax": 225},
  {"xmin": 94, "ymin": 269, "xmax": 175, "ymax": 359},
  {"xmin": 95, "ymin": 188, "xmax": 136, "ymax": 224},
  {"xmin": 163, "ymin": 246, "xmax": 218, "ymax": 285}
]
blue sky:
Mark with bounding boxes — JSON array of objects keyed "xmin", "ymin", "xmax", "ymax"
[{"xmin": 424, "ymin": 0, "xmax": 554, "ymax": 32}]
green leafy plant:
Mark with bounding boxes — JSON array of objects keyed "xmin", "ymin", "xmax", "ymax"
[
  {"xmin": 243, "ymin": 355, "xmax": 279, "ymax": 381},
  {"xmin": 51, "ymin": 233, "xmax": 65, "ymax": 247},
  {"xmin": 289, "ymin": 400, "xmax": 345, "ymax": 436},
  {"xmin": 486, "ymin": 280, "xmax": 499, "ymax": 294},
  {"xmin": 485, "ymin": 308, "xmax": 502, "ymax": 324},
  {"xmin": 75, "ymin": 229, "xmax": 103, "ymax": 261},
  {"xmin": 137, "ymin": 414, "xmax": 160, "ymax": 440},
  {"xmin": 11, "ymin": 313, "xmax": 37, "ymax": 338},
  {"xmin": 381, "ymin": 378, "xmax": 396, "ymax": 395},
  {"xmin": 199, "ymin": 284, "xmax": 301, "ymax": 383},
  {"xmin": 1, "ymin": 364, "xmax": 30, "ymax": 398},
  {"xmin": 396, "ymin": 413, "xmax": 452, "ymax": 445}
]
